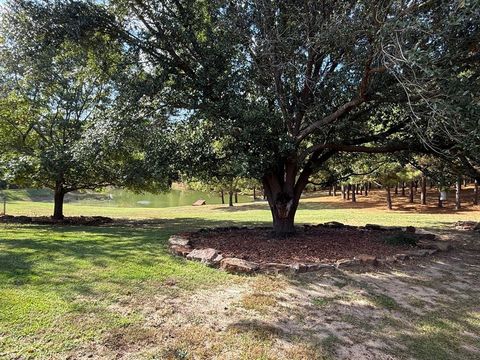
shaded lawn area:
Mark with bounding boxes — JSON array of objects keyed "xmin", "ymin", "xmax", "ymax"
[
  {"xmin": 0, "ymin": 197, "xmax": 479, "ymax": 359},
  {"xmin": 0, "ymin": 221, "xmax": 240, "ymax": 358}
]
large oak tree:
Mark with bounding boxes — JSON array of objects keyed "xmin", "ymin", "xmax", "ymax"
[{"xmin": 102, "ymin": 0, "xmax": 478, "ymax": 235}]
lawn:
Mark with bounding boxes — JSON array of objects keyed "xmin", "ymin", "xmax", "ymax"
[{"xmin": 1, "ymin": 192, "xmax": 479, "ymax": 359}]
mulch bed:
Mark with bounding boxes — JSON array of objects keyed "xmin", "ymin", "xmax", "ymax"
[
  {"xmin": 0, "ymin": 215, "xmax": 114, "ymax": 226},
  {"xmin": 188, "ymin": 226, "xmax": 424, "ymax": 264}
]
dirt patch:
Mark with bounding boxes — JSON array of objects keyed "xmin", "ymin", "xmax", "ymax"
[
  {"xmin": 188, "ymin": 226, "xmax": 428, "ymax": 264},
  {"xmin": 0, "ymin": 215, "xmax": 113, "ymax": 226}
]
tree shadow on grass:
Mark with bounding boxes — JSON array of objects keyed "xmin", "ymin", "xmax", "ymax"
[
  {"xmin": 240, "ymin": 236, "xmax": 480, "ymax": 359},
  {"xmin": 0, "ymin": 217, "xmax": 270, "ymax": 299}
]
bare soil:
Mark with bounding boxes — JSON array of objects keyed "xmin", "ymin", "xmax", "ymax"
[
  {"xmin": 69, "ymin": 229, "xmax": 480, "ymax": 360},
  {"xmin": 189, "ymin": 226, "xmax": 424, "ymax": 264}
]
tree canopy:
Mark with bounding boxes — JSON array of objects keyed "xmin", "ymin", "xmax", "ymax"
[{"xmin": 0, "ymin": 0, "xmax": 478, "ymax": 232}]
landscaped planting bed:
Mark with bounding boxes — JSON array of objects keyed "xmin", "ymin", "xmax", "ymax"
[{"xmin": 169, "ymin": 222, "xmax": 454, "ymax": 274}]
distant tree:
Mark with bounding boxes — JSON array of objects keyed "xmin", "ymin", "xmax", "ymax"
[{"xmin": 0, "ymin": 1, "xmax": 172, "ymax": 219}]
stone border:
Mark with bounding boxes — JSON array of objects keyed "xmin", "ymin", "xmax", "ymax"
[{"xmin": 168, "ymin": 223, "xmax": 454, "ymax": 275}]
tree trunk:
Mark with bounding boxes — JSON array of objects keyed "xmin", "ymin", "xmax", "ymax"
[
  {"xmin": 221, "ymin": 189, "xmax": 225, "ymax": 204},
  {"xmin": 455, "ymin": 176, "xmax": 461, "ymax": 210},
  {"xmin": 438, "ymin": 193, "xmax": 443, "ymax": 208},
  {"xmin": 394, "ymin": 184, "xmax": 398, "ymax": 195},
  {"xmin": 359, "ymin": 184, "xmax": 363, "ymax": 195},
  {"xmin": 262, "ymin": 168, "xmax": 302, "ymax": 236},
  {"xmin": 364, "ymin": 183, "xmax": 368, "ymax": 196},
  {"xmin": 420, "ymin": 176, "xmax": 427, "ymax": 205},
  {"xmin": 351, "ymin": 185, "xmax": 356, "ymax": 202},
  {"xmin": 409, "ymin": 181, "xmax": 414, "ymax": 203},
  {"xmin": 234, "ymin": 191, "xmax": 238, "ymax": 203},
  {"xmin": 253, "ymin": 187, "xmax": 256, "ymax": 200},
  {"xmin": 401, "ymin": 182, "xmax": 405, "ymax": 196},
  {"xmin": 341, "ymin": 185, "xmax": 346, "ymax": 199},
  {"xmin": 328, "ymin": 187, "xmax": 332, "ymax": 196},
  {"xmin": 474, "ymin": 179, "xmax": 479, "ymax": 205},
  {"xmin": 53, "ymin": 183, "xmax": 65, "ymax": 220},
  {"xmin": 347, "ymin": 184, "xmax": 351, "ymax": 200},
  {"xmin": 386, "ymin": 186, "xmax": 392, "ymax": 210},
  {"xmin": 333, "ymin": 184, "xmax": 337, "ymax": 196},
  {"xmin": 228, "ymin": 191, "xmax": 234, "ymax": 207}
]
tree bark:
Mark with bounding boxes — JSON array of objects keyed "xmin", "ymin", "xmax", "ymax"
[
  {"xmin": 347, "ymin": 184, "xmax": 351, "ymax": 200},
  {"xmin": 438, "ymin": 193, "xmax": 443, "ymax": 208},
  {"xmin": 234, "ymin": 191, "xmax": 238, "ymax": 203},
  {"xmin": 328, "ymin": 186, "xmax": 332, "ymax": 196},
  {"xmin": 455, "ymin": 176, "xmax": 461, "ymax": 210},
  {"xmin": 420, "ymin": 176, "xmax": 427, "ymax": 205},
  {"xmin": 401, "ymin": 182, "xmax": 405, "ymax": 196},
  {"xmin": 386, "ymin": 186, "xmax": 392, "ymax": 210},
  {"xmin": 409, "ymin": 181, "xmax": 414, "ymax": 203},
  {"xmin": 474, "ymin": 179, "xmax": 479, "ymax": 205},
  {"xmin": 394, "ymin": 184, "xmax": 398, "ymax": 195},
  {"xmin": 351, "ymin": 185, "xmax": 356, "ymax": 202},
  {"xmin": 364, "ymin": 183, "xmax": 368, "ymax": 196},
  {"xmin": 341, "ymin": 185, "xmax": 346, "ymax": 200},
  {"xmin": 221, "ymin": 189, "xmax": 225, "ymax": 204},
  {"xmin": 333, "ymin": 184, "xmax": 337, "ymax": 196},
  {"xmin": 53, "ymin": 182, "xmax": 65, "ymax": 220},
  {"xmin": 262, "ymin": 162, "xmax": 303, "ymax": 236},
  {"xmin": 253, "ymin": 187, "xmax": 256, "ymax": 200},
  {"xmin": 228, "ymin": 191, "xmax": 233, "ymax": 207}
]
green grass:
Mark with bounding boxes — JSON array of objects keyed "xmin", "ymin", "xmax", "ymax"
[
  {"xmin": 0, "ymin": 223, "xmax": 236, "ymax": 358},
  {"xmin": 0, "ymin": 194, "xmax": 479, "ymax": 358}
]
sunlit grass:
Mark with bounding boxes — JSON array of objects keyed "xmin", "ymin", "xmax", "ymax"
[{"xmin": 0, "ymin": 192, "xmax": 479, "ymax": 358}]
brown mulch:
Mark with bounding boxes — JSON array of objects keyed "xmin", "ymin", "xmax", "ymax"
[
  {"xmin": 189, "ymin": 227, "xmax": 422, "ymax": 264},
  {"xmin": 0, "ymin": 215, "xmax": 113, "ymax": 226}
]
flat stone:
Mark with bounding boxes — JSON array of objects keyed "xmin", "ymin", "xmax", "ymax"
[
  {"xmin": 323, "ymin": 221, "xmax": 345, "ymax": 228},
  {"xmin": 212, "ymin": 254, "xmax": 224, "ymax": 264},
  {"xmin": 354, "ymin": 254, "xmax": 378, "ymax": 265},
  {"xmin": 415, "ymin": 229, "xmax": 438, "ymax": 240},
  {"xmin": 259, "ymin": 263, "xmax": 292, "ymax": 274},
  {"xmin": 365, "ymin": 224, "xmax": 402, "ymax": 231},
  {"xmin": 169, "ymin": 245, "xmax": 192, "ymax": 257},
  {"xmin": 335, "ymin": 259, "xmax": 359, "ymax": 268},
  {"xmin": 220, "ymin": 258, "xmax": 259, "ymax": 274},
  {"xmin": 378, "ymin": 256, "xmax": 397, "ymax": 265},
  {"xmin": 404, "ymin": 249, "xmax": 431, "ymax": 257},
  {"xmin": 186, "ymin": 248, "xmax": 219, "ymax": 264},
  {"xmin": 293, "ymin": 263, "xmax": 335, "ymax": 273},
  {"xmin": 394, "ymin": 253, "xmax": 409, "ymax": 261},
  {"xmin": 365, "ymin": 224, "xmax": 382, "ymax": 230},
  {"xmin": 168, "ymin": 235, "xmax": 191, "ymax": 247},
  {"xmin": 381, "ymin": 226, "xmax": 403, "ymax": 231},
  {"xmin": 192, "ymin": 199, "xmax": 206, "ymax": 206}
]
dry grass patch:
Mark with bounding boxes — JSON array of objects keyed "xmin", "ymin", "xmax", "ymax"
[{"xmin": 240, "ymin": 293, "xmax": 277, "ymax": 312}]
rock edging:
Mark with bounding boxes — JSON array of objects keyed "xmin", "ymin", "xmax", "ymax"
[{"xmin": 167, "ymin": 223, "xmax": 453, "ymax": 275}]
